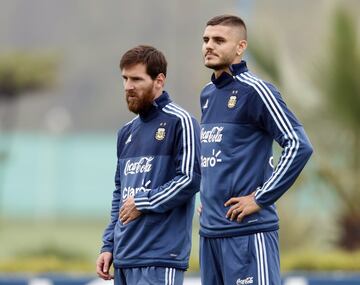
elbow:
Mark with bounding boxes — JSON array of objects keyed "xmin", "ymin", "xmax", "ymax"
[
  {"xmin": 304, "ymin": 140, "xmax": 313, "ymax": 159},
  {"xmin": 300, "ymin": 139, "xmax": 313, "ymax": 163}
]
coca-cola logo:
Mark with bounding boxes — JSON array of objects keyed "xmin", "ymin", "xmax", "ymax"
[
  {"xmin": 236, "ymin": 277, "xmax": 253, "ymax": 285},
  {"xmin": 201, "ymin": 127, "xmax": 224, "ymax": 143},
  {"xmin": 124, "ymin": 156, "xmax": 154, "ymax": 175}
]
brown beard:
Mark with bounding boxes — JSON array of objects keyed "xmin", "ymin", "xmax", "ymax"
[
  {"xmin": 126, "ymin": 85, "xmax": 155, "ymax": 114},
  {"xmin": 204, "ymin": 53, "xmax": 235, "ymax": 71}
]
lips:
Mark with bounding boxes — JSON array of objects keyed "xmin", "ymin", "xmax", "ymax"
[
  {"xmin": 126, "ymin": 92, "xmax": 138, "ymax": 99},
  {"xmin": 205, "ymin": 52, "xmax": 218, "ymax": 59}
]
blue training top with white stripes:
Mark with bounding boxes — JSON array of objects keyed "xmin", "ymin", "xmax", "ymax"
[
  {"xmin": 199, "ymin": 60, "xmax": 313, "ymax": 238},
  {"xmin": 101, "ymin": 91, "xmax": 201, "ymax": 269}
]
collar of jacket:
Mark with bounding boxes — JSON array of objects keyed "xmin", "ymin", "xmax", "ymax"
[
  {"xmin": 211, "ymin": 60, "xmax": 248, "ymax": 88},
  {"xmin": 139, "ymin": 91, "xmax": 172, "ymax": 121}
]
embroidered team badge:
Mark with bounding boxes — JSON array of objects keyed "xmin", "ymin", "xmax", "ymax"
[
  {"xmin": 155, "ymin": 127, "xmax": 166, "ymax": 141},
  {"xmin": 228, "ymin": 95, "xmax": 237, "ymax": 108}
]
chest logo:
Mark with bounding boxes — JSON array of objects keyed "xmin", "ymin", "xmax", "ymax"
[
  {"xmin": 228, "ymin": 95, "xmax": 237, "ymax": 108},
  {"xmin": 155, "ymin": 127, "xmax": 166, "ymax": 141}
]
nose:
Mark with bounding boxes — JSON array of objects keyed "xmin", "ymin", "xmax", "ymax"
[
  {"xmin": 124, "ymin": 80, "xmax": 134, "ymax": 91},
  {"xmin": 204, "ymin": 39, "xmax": 214, "ymax": 50}
]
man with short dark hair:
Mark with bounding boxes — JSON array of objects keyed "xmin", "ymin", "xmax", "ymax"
[
  {"xmin": 96, "ymin": 45, "xmax": 201, "ymax": 285},
  {"xmin": 199, "ymin": 15, "xmax": 313, "ymax": 285}
]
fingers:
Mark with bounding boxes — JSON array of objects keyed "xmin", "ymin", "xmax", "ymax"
[
  {"xmin": 230, "ymin": 207, "xmax": 240, "ymax": 221},
  {"xmin": 237, "ymin": 211, "xmax": 246, "ymax": 223},
  {"xmin": 123, "ymin": 211, "xmax": 142, "ymax": 224},
  {"xmin": 96, "ymin": 260, "xmax": 106, "ymax": 279},
  {"xmin": 119, "ymin": 210, "xmax": 127, "ymax": 223},
  {"xmin": 224, "ymin": 197, "xmax": 241, "ymax": 207},
  {"xmin": 119, "ymin": 201, "xmax": 130, "ymax": 222},
  {"xmin": 226, "ymin": 203, "xmax": 244, "ymax": 221},
  {"xmin": 103, "ymin": 258, "xmax": 109, "ymax": 273},
  {"xmin": 119, "ymin": 204, "xmax": 126, "ymax": 220},
  {"xmin": 226, "ymin": 204, "xmax": 237, "ymax": 219},
  {"xmin": 96, "ymin": 255, "xmax": 112, "ymax": 280},
  {"xmin": 122, "ymin": 215, "xmax": 131, "ymax": 225}
]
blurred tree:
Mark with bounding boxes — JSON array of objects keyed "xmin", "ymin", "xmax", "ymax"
[
  {"xmin": 0, "ymin": 52, "xmax": 58, "ymax": 208},
  {"xmin": 315, "ymin": 7, "xmax": 360, "ymax": 250},
  {"xmin": 248, "ymin": 38, "xmax": 318, "ymax": 252},
  {"xmin": 247, "ymin": 40, "xmax": 281, "ymax": 87},
  {"xmin": 249, "ymin": 7, "xmax": 360, "ymax": 251}
]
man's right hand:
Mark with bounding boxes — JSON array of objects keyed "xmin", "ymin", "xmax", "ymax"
[{"xmin": 96, "ymin": 252, "xmax": 114, "ymax": 280}]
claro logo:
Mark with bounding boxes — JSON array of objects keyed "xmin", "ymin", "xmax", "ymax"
[
  {"xmin": 201, "ymin": 149, "xmax": 222, "ymax": 168},
  {"xmin": 124, "ymin": 156, "xmax": 153, "ymax": 176},
  {"xmin": 122, "ymin": 180, "xmax": 151, "ymax": 201}
]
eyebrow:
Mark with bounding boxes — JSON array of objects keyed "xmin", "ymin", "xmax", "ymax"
[
  {"xmin": 122, "ymin": 74, "xmax": 144, "ymax": 79},
  {"xmin": 203, "ymin": 35, "xmax": 226, "ymax": 41}
]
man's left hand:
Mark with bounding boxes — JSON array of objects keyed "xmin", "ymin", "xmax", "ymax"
[
  {"xmin": 119, "ymin": 197, "xmax": 142, "ymax": 224},
  {"xmin": 224, "ymin": 193, "xmax": 261, "ymax": 222}
]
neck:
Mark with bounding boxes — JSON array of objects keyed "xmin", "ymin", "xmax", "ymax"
[
  {"xmin": 214, "ymin": 67, "xmax": 231, "ymax": 79},
  {"xmin": 153, "ymin": 89, "xmax": 163, "ymax": 100},
  {"xmin": 213, "ymin": 58, "xmax": 243, "ymax": 78}
]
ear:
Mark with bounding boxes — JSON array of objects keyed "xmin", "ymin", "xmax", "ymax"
[
  {"xmin": 236, "ymin": 40, "xmax": 247, "ymax": 56},
  {"xmin": 154, "ymin": 73, "xmax": 166, "ymax": 88}
]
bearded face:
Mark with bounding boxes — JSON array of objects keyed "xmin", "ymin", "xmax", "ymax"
[
  {"xmin": 121, "ymin": 64, "xmax": 157, "ymax": 115},
  {"xmin": 126, "ymin": 82, "xmax": 154, "ymax": 114}
]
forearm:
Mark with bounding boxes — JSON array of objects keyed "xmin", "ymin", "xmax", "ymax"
[
  {"xmin": 101, "ymin": 188, "xmax": 121, "ymax": 252},
  {"xmin": 255, "ymin": 126, "xmax": 313, "ymax": 207},
  {"xmin": 134, "ymin": 172, "xmax": 201, "ymax": 213}
]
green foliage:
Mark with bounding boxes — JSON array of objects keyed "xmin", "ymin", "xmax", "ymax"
[
  {"xmin": 248, "ymin": 6, "xmax": 360, "ymax": 251},
  {"xmin": 0, "ymin": 52, "xmax": 58, "ymax": 97},
  {"xmin": 247, "ymin": 40, "xmax": 281, "ymax": 86},
  {"xmin": 321, "ymin": 8, "xmax": 360, "ymax": 131},
  {"xmin": 315, "ymin": 7, "xmax": 360, "ymax": 250}
]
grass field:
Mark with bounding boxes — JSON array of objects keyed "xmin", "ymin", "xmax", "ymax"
[
  {"xmin": 0, "ymin": 218, "xmax": 200, "ymax": 273},
  {"xmin": 2, "ymin": 217, "xmax": 360, "ymax": 273}
]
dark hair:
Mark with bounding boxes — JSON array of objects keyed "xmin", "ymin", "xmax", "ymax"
[
  {"xmin": 207, "ymin": 15, "xmax": 247, "ymax": 40},
  {"xmin": 120, "ymin": 45, "xmax": 167, "ymax": 79}
]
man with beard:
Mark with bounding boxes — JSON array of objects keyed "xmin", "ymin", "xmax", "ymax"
[
  {"xmin": 199, "ymin": 15, "xmax": 313, "ymax": 285},
  {"xmin": 96, "ymin": 45, "xmax": 201, "ymax": 285}
]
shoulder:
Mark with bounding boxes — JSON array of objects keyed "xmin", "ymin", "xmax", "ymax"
[
  {"xmin": 161, "ymin": 102, "xmax": 200, "ymax": 130},
  {"xmin": 235, "ymin": 72, "xmax": 281, "ymax": 102},
  {"xmin": 117, "ymin": 116, "xmax": 138, "ymax": 138},
  {"xmin": 200, "ymin": 81, "xmax": 215, "ymax": 97}
]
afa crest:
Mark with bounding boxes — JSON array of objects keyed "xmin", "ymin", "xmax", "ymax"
[
  {"xmin": 228, "ymin": 95, "xmax": 237, "ymax": 108},
  {"xmin": 155, "ymin": 127, "xmax": 166, "ymax": 141}
]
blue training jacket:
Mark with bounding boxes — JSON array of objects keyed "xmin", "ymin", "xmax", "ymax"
[
  {"xmin": 101, "ymin": 91, "xmax": 201, "ymax": 269},
  {"xmin": 200, "ymin": 61, "xmax": 313, "ymax": 238}
]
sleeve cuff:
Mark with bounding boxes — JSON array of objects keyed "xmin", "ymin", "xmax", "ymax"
[
  {"xmin": 100, "ymin": 245, "xmax": 113, "ymax": 254},
  {"xmin": 134, "ymin": 192, "xmax": 150, "ymax": 213}
]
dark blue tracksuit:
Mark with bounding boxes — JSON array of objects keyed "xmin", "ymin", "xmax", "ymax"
[
  {"xmin": 101, "ymin": 92, "xmax": 201, "ymax": 276},
  {"xmin": 200, "ymin": 61, "xmax": 313, "ymax": 285}
]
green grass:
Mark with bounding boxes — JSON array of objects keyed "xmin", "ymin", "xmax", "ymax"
[
  {"xmin": 282, "ymin": 250, "xmax": 360, "ymax": 272},
  {"xmin": 0, "ymin": 218, "xmax": 201, "ymax": 273},
  {"xmin": 1, "ymin": 218, "xmax": 360, "ymax": 273}
]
